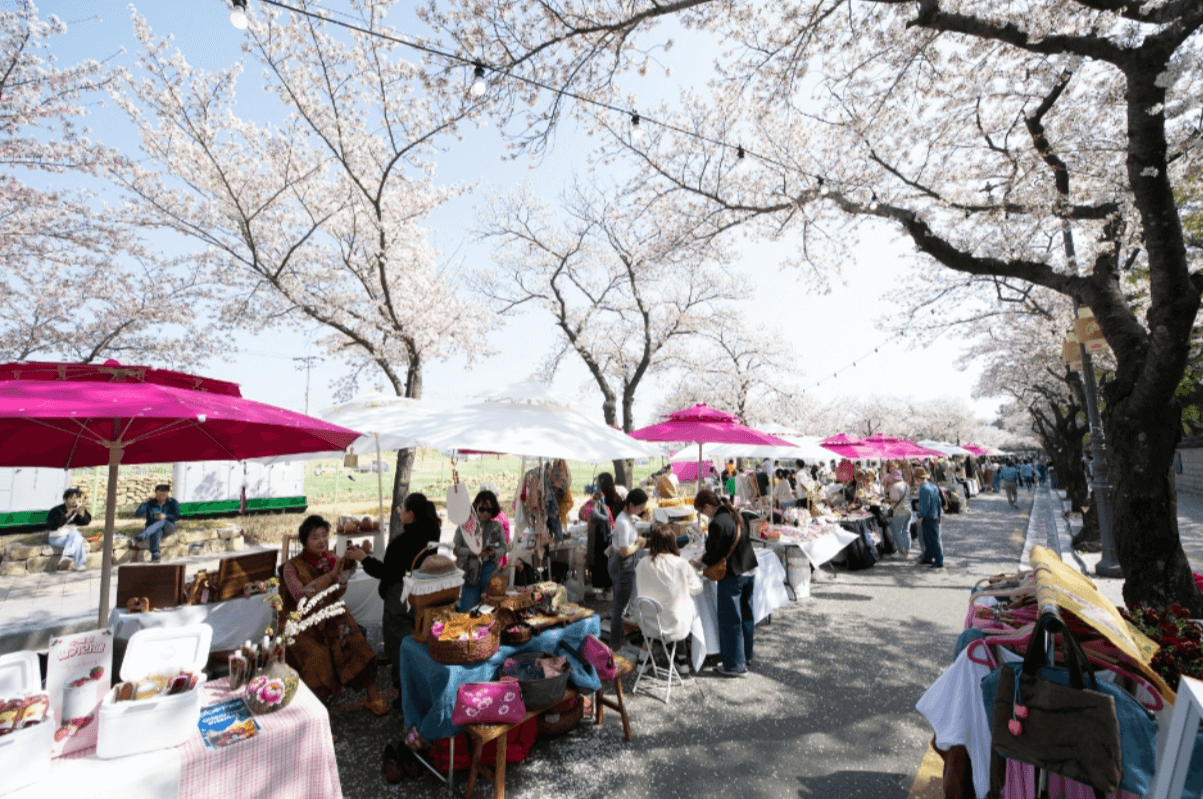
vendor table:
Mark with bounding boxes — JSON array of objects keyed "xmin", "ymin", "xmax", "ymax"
[
  {"xmin": 107, "ymin": 570, "xmax": 385, "ymax": 655},
  {"xmin": 677, "ymin": 547, "xmax": 790, "ymax": 673},
  {"xmin": 399, "ymin": 615, "xmax": 603, "ymax": 743},
  {"xmin": 9, "ymin": 678, "xmax": 341, "ymax": 799}
]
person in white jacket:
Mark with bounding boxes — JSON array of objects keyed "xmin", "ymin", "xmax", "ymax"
[{"xmin": 634, "ymin": 523, "xmax": 704, "ymax": 644}]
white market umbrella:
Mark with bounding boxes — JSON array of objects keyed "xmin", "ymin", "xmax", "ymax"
[{"xmin": 917, "ymin": 440, "xmax": 972, "ymax": 457}]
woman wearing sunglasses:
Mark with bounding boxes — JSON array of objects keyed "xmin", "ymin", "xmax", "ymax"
[{"xmin": 453, "ymin": 490, "xmax": 508, "ymax": 611}]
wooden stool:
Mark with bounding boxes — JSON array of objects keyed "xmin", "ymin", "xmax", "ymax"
[
  {"xmin": 463, "ymin": 688, "xmax": 579, "ymax": 799},
  {"xmin": 594, "ymin": 654, "xmax": 634, "ymax": 741}
]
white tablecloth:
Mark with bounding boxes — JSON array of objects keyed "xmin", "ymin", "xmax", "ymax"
[
  {"xmin": 684, "ymin": 548, "xmax": 790, "ymax": 672},
  {"xmin": 108, "ymin": 571, "xmax": 384, "ymax": 654}
]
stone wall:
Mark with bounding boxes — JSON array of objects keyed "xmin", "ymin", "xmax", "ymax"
[
  {"xmin": 0, "ymin": 524, "xmax": 243, "ymax": 576},
  {"xmin": 1178, "ymin": 440, "xmax": 1203, "ymax": 500},
  {"xmin": 70, "ymin": 472, "xmax": 173, "ymax": 517}
]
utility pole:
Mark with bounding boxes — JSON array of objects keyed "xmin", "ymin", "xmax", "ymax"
[{"xmin": 292, "ymin": 355, "xmax": 322, "ymax": 415}]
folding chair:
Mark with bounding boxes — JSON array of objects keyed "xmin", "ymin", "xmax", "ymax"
[{"xmin": 630, "ymin": 596, "xmax": 687, "ymax": 704}]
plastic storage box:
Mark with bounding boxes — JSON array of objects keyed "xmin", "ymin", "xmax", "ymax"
[
  {"xmin": 0, "ymin": 650, "xmax": 53, "ymax": 795},
  {"xmin": 96, "ymin": 623, "xmax": 212, "ymax": 760}
]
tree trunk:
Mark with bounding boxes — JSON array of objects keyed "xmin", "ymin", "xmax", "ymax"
[
  {"xmin": 388, "ymin": 358, "xmax": 422, "ymax": 540},
  {"xmin": 612, "ymin": 391, "xmax": 638, "ymax": 489},
  {"xmin": 1108, "ymin": 400, "xmax": 1203, "ymax": 614}
]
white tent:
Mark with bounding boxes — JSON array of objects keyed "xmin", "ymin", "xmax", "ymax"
[{"xmin": 917, "ymin": 440, "xmax": 972, "ymax": 457}]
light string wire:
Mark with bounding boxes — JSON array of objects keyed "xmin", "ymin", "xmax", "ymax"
[{"xmin": 252, "ymin": 0, "xmax": 824, "ymax": 184}]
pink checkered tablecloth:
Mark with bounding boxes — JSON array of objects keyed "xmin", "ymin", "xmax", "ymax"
[{"xmin": 178, "ymin": 678, "xmax": 343, "ymax": 799}]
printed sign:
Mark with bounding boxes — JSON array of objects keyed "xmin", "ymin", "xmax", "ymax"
[
  {"xmin": 46, "ymin": 628, "xmax": 113, "ymax": 756},
  {"xmin": 198, "ymin": 697, "xmax": 260, "ymax": 752}
]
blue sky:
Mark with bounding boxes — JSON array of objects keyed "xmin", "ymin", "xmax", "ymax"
[{"xmin": 17, "ymin": 0, "xmax": 997, "ymax": 428}]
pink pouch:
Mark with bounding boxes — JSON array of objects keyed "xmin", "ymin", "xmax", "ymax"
[
  {"xmin": 582, "ymin": 634, "xmax": 617, "ymax": 680},
  {"xmin": 451, "ymin": 676, "xmax": 527, "ymax": 726}
]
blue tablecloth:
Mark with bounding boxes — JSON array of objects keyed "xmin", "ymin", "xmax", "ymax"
[{"xmin": 399, "ymin": 615, "xmax": 603, "ymax": 741}]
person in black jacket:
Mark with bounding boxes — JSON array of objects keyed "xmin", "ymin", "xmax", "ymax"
[
  {"xmin": 346, "ymin": 492, "xmax": 442, "ymax": 691},
  {"xmin": 46, "ymin": 488, "xmax": 92, "ymax": 572},
  {"xmin": 692, "ymin": 488, "xmax": 758, "ymax": 677}
]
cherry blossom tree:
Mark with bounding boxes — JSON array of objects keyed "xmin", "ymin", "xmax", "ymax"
[
  {"xmin": 427, "ymin": 0, "xmax": 1203, "ymax": 609},
  {"xmin": 474, "ymin": 179, "xmax": 743, "ymax": 484},
  {"xmin": 111, "ymin": 1, "xmax": 492, "ymax": 532},
  {"xmin": 0, "ymin": 1, "xmax": 224, "ymax": 368}
]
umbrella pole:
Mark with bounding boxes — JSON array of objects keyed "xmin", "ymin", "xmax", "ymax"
[
  {"xmin": 97, "ymin": 447, "xmax": 122, "ymax": 628},
  {"xmin": 697, "ymin": 442, "xmax": 703, "ymax": 496},
  {"xmin": 375, "ymin": 433, "xmax": 384, "ymax": 524}
]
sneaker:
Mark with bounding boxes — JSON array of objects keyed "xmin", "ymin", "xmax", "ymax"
[
  {"xmin": 151, "ymin": 555, "xmax": 161, "ymax": 563},
  {"xmin": 74, "ymin": 563, "xmax": 87, "ymax": 572},
  {"xmin": 715, "ymin": 665, "xmax": 748, "ymax": 678}
]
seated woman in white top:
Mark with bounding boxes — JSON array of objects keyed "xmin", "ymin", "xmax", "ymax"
[
  {"xmin": 771, "ymin": 469, "xmax": 796, "ymax": 509},
  {"xmin": 634, "ymin": 525, "xmax": 703, "ymax": 643}
]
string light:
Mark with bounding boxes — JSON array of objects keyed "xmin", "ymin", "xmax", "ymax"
[
  {"xmin": 229, "ymin": 0, "xmax": 249, "ymax": 30},
  {"xmin": 630, "ymin": 112, "xmax": 644, "ymax": 141},
  {"xmin": 733, "ymin": 145, "xmax": 746, "ymax": 170},
  {"xmin": 818, "ymin": 177, "xmax": 828, "ymax": 196},
  {"xmin": 869, "ymin": 193, "xmax": 879, "ymax": 211},
  {"xmin": 469, "ymin": 62, "xmax": 487, "ymax": 98}
]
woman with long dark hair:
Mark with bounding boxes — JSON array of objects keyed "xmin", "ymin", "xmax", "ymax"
[
  {"xmin": 580, "ymin": 472, "xmax": 621, "ymax": 593},
  {"xmin": 692, "ymin": 488, "xmax": 758, "ymax": 677},
  {"xmin": 354, "ymin": 492, "xmax": 442, "ymax": 690}
]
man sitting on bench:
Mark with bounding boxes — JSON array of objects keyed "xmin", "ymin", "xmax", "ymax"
[{"xmin": 134, "ymin": 484, "xmax": 180, "ymax": 563}]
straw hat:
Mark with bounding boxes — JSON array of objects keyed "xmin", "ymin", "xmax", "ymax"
[{"xmin": 913, "ymin": 467, "xmax": 929, "ymax": 481}]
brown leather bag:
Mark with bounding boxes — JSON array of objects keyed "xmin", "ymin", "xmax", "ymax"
[{"xmin": 702, "ymin": 525, "xmax": 741, "ymax": 582}]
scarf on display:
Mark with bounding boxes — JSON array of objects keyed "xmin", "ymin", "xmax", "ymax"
[
  {"xmin": 301, "ymin": 549, "xmax": 338, "ymax": 573},
  {"xmin": 461, "ymin": 513, "xmax": 484, "ymax": 556}
]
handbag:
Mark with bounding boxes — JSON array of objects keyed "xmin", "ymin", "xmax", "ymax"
[
  {"xmin": 987, "ymin": 614, "xmax": 1122, "ymax": 798},
  {"xmin": 559, "ymin": 634, "xmax": 617, "ymax": 680},
  {"xmin": 702, "ymin": 524, "xmax": 741, "ymax": 582},
  {"xmin": 451, "ymin": 676, "xmax": 526, "ymax": 726}
]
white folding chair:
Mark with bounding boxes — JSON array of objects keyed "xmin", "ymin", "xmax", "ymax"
[{"xmin": 630, "ymin": 596, "xmax": 687, "ymax": 704}]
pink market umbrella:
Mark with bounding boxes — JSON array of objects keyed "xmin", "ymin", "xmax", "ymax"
[
  {"xmin": 819, "ymin": 434, "xmax": 882, "ymax": 460},
  {"xmin": 962, "ymin": 443, "xmax": 990, "ymax": 457},
  {"xmin": 0, "ymin": 361, "xmax": 361, "ymax": 625},
  {"xmin": 628, "ymin": 404, "xmax": 793, "ymax": 493},
  {"xmin": 861, "ymin": 433, "xmax": 944, "ymax": 459}
]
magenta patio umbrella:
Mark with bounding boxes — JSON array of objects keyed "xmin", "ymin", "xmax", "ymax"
[
  {"xmin": 0, "ymin": 361, "xmax": 361, "ymax": 625},
  {"xmin": 860, "ymin": 433, "xmax": 944, "ymax": 459},
  {"xmin": 962, "ymin": 443, "xmax": 990, "ymax": 457},
  {"xmin": 819, "ymin": 434, "xmax": 882, "ymax": 461},
  {"xmin": 628, "ymin": 404, "xmax": 793, "ymax": 494}
]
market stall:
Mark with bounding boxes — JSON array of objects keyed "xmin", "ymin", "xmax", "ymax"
[
  {"xmin": 678, "ymin": 544, "xmax": 791, "ymax": 672},
  {"xmin": 915, "ymin": 546, "xmax": 1182, "ymax": 799},
  {"xmin": 398, "ymin": 615, "xmax": 604, "ymax": 743},
  {"xmin": 106, "ymin": 569, "xmax": 385, "ymax": 656},
  {"xmin": 7, "ymin": 678, "xmax": 341, "ymax": 799}
]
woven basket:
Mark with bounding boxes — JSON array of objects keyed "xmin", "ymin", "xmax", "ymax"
[
  {"xmin": 414, "ymin": 602, "xmax": 457, "ymax": 644},
  {"xmin": 501, "ymin": 623, "xmax": 533, "ymax": 646},
  {"xmin": 487, "ymin": 590, "xmax": 536, "ymax": 614},
  {"xmin": 537, "ymin": 692, "xmax": 584, "ymax": 736},
  {"xmin": 406, "ymin": 545, "xmax": 462, "ymax": 612},
  {"xmin": 428, "ymin": 613, "xmax": 500, "ymax": 665}
]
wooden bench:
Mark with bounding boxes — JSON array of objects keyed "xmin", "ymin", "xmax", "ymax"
[{"xmin": 462, "ymin": 688, "xmax": 580, "ymax": 799}]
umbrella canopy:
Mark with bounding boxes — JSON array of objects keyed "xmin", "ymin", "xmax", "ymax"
[
  {"xmin": 415, "ymin": 398, "xmax": 662, "ymax": 462},
  {"xmin": 819, "ymin": 437, "xmax": 883, "ymax": 460},
  {"xmin": 962, "ymin": 443, "xmax": 1001, "ymax": 457},
  {"xmin": 917, "ymin": 440, "xmax": 972, "ymax": 457},
  {"xmin": 628, "ymin": 404, "xmax": 792, "ymax": 447},
  {"xmin": 860, "ymin": 433, "xmax": 945, "ymax": 459},
  {"xmin": 0, "ymin": 361, "xmax": 361, "ymax": 626},
  {"xmin": 629, "ymin": 404, "xmax": 793, "ymax": 492}
]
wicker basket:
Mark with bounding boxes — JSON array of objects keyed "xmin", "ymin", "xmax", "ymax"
[
  {"xmin": 414, "ymin": 602, "xmax": 457, "ymax": 645},
  {"xmin": 537, "ymin": 692, "xmax": 584, "ymax": 736},
  {"xmin": 500, "ymin": 623, "xmax": 533, "ymax": 646},
  {"xmin": 406, "ymin": 545, "xmax": 462, "ymax": 613},
  {"xmin": 427, "ymin": 612, "xmax": 500, "ymax": 665}
]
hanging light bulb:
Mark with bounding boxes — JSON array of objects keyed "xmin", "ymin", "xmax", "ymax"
[
  {"xmin": 630, "ymin": 112, "xmax": 644, "ymax": 141},
  {"xmin": 733, "ymin": 145, "xmax": 746, "ymax": 170},
  {"xmin": 869, "ymin": 193, "xmax": 879, "ymax": 211},
  {"xmin": 229, "ymin": 0, "xmax": 249, "ymax": 30},
  {"xmin": 469, "ymin": 62, "xmax": 487, "ymax": 98},
  {"xmin": 818, "ymin": 177, "xmax": 829, "ymax": 196}
]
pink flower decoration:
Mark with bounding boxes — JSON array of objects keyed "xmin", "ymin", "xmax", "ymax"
[
  {"xmin": 248, "ymin": 675, "xmax": 268, "ymax": 693},
  {"xmin": 257, "ymin": 679, "xmax": 285, "ymax": 705}
]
